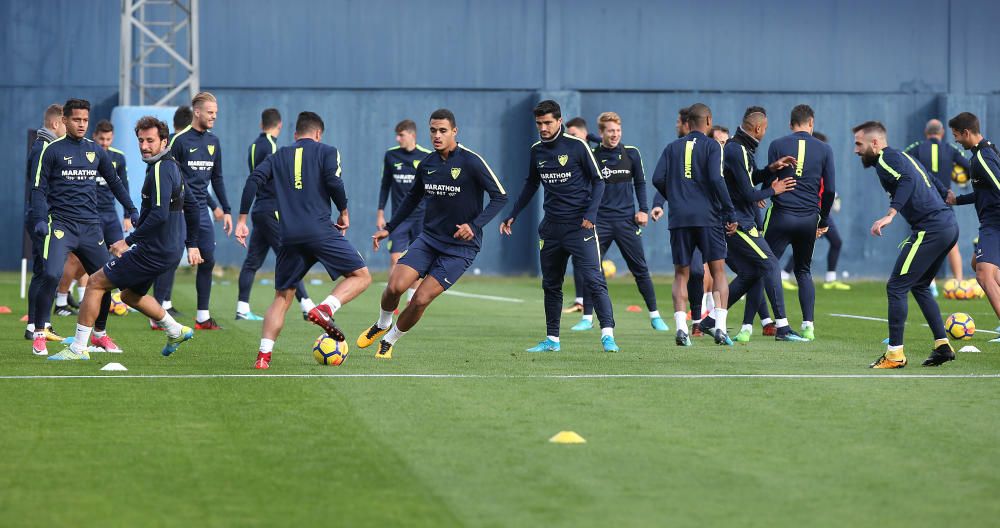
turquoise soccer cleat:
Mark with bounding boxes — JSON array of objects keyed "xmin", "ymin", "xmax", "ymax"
[
  {"xmin": 236, "ymin": 311, "xmax": 264, "ymax": 321},
  {"xmin": 601, "ymin": 335, "xmax": 620, "ymax": 352},
  {"xmin": 162, "ymin": 326, "xmax": 194, "ymax": 356},
  {"xmin": 882, "ymin": 337, "xmax": 890, "ymax": 345},
  {"xmin": 775, "ymin": 329, "xmax": 810, "ymax": 342},
  {"xmin": 47, "ymin": 346, "xmax": 90, "ymax": 361},
  {"xmin": 650, "ymin": 317, "xmax": 670, "ymax": 332},
  {"xmin": 571, "ymin": 318, "xmax": 594, "ymax": 331},
  {"xmin": 525, "ymin": 339, "xmax": 560, "ymax": 352}
]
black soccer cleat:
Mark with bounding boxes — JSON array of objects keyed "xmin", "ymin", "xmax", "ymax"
[
  {"xmin": 713, "ymin": 329, "xmax": 734, "ymax": 346},
  {"xmin": 675, "ymin": 329, "xmax": 692, "ymax": 347},
  {"xmin": 698, "ymin": 317, "xmax": 716, "ymax": 336},
  {"xmin": 53, "ymin": 304, "xmax": 77, "ymax": 317},
  {"xmin": 922, "ymin": 343, "xmax": 956, "ymax": 367}
]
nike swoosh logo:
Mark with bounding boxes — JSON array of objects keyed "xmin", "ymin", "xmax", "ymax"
[
  {"xmin": 189, "ymin": 148, "xmax": 198, "ymax": 153},
  {"xmin": 427, "ymin": 170, "xmax": 437, "ymax": 174},
  {"xmin": 63, "ymin": 157, "xmax": 72, "ymax": 161},
  {"xmin": 444, "ymin": 278, "xmax": 452, "ymax": 284},
  {"xmin": 584, "ymin": 236, "xmax": 595, "ymax": 241}
]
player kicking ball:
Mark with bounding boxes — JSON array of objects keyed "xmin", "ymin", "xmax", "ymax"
[
  {"xmin": 358, "ymin": 109, "xmax": 508, "ymax": 359},
  {"xmin": 56, "ymin": 117, "xmax": 200, "ymax": 359}
]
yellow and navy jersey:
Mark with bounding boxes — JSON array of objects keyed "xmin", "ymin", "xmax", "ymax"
[
  {"xmin": 125, "ymin": 154, "xmax": 200, "ymax": 256},
  {"xmin": 955, "ymin": 139, "xmax": 1000, "ymax": 227},
  {"xmin": 723, "ymin": 130, "xmax": 775, "ymax": 231},
  {"xmin": 651, "ymin": 130, "xmax": 735, "ymax": 228},
  {"xmin": 96, "ymin": 147, "xmax": 128, "ymax": 215},
  {"xmin": 169, "ymin": 125, "xmax": 229, "ymax": 212},
  {"xmin": 767, "ymin": 131, "xmax": 836, "ymax": 225},
  {"xmin": 507, "ymin": 131, "xmax": 604, "ymax": 224},
  {"xmin": 240, "ymin": 138, "xmax": 347, "ymax": 245},
  {"xmin": 593, "ymin": 143, "xmax": 647, "ymax": 222},
  {"xmin": 873, "ymin": 147, "xmax": 953, "ymax": 231},
  {"xmin": 24, "ymin": 134, "xmax": 52, "ymax": 222},
  {"xmin": 386, "ymin": 144, "xmax": 507, "ymax": 257},
  {"xmin": 904, "ymin": 138, "xmax": 970, "ymax": 189},
  {"xmin": 379, "ymin": 144, "xmax": 432, "ymax": 218},
  {"xmin": 247, "ymin": 132, "xmax": 278, "ymax": 214},
  {"xmin": 30, "ymin": 135, "xmax": 136, "ymax": 226}
]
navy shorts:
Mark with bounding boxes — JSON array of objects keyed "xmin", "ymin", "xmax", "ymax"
[
  {"xmin": 275, "ymin": 232, "xmax": 366, "ymax": 290},
  {"xmin": 43, "ymin": 219, "xmax": 111, "ymax": 276},
  {"xmin": 976, "ymin": 226, "xmax": 1000, "ymax": 267},
  {"xmin": 99, "ymin": 210, "xmax": 124, "ymax": 247},
  {"xmin": 104, "ymin": 248, "xmax": 176, "ymax": 296},
  {"xmin": 387, "ymin": 215, "xmax": 423, "ymax": 254},
  {"xmin": 397, "ymin": 235, "xmax": 474, "ymax": 291},
  {"xmin": 670, "ymin": 226, "xmax": 727, "ymax": 266}
]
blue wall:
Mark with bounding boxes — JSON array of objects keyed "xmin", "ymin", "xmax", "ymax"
[{"xmin": 2, "ymin": 0, "xmax": 1000, "ymax": 276}]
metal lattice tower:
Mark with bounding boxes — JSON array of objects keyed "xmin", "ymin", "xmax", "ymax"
[{"xmin": 119, "ymin": 0, "xmax": 200, "ymax": 106}]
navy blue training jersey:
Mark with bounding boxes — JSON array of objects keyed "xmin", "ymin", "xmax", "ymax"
[
  {"xmin": 873, "ymin": 147, "xmax": 953, "ymax": 231},
  {"xmin": 247, "ymin": 132, "xmax": 278, "ymax": 214},
  {"xmin": 386, "ymin": 144, "xmax": 508, "ymax": 256},
  {"xmin": 955, "ymin": 139, "xmax": 1000, "ymax": 228},
  {"xmin": 506, "ymin": 131, "xmax": 605, "ymax": 224},
  {"xmin": 723, "ymin": 131, "xmax": 775, "ymax": 231},
  {"xmin": 767, "ymin": 131, "xmax": 836, "ymax": 225},
  {"xmin": 241, "ymin": 138, "xmax": 348, "ymax": 245},
  {"xmin": 904, "ymin": 138, "xmax": 971, "ymax": 189},
  {"xmin": 30, "ymin": 135, "xmax": 136, "ymax": 226},
  {"xmin": 593, "ymin": 143, "xmax": 648, "ymax": 222},
  {"xmin": 170, "ymin": 125, "xmax": 230, "ymax": 212},
  {"xmin": 379, "ymin": 144, "xmax": 432, "ymax": 218},
  {"xmin": 125, "ymin": 154, "xmax": 200, "ymax": 256},
  {"xmin": 651, "ymin": 130, "xmax": 735, "ymax": 228},
  {"xmin": 96, "ymin": 146, "xmax": 128, "ymax": 215}
]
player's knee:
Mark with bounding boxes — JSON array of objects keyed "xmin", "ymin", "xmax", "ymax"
[
  {"xmin": 120, "ymin": 290, "xmax": 142, "ymax": 305},
  {"xmin": 409, "ymin": 292, "xmax": 433, "ymax": 311},
  {"xmin": 350, "ymin": 267, "xmax": 372, "ymax": 288},
  {"xmin": 886, "ymin": 278, "xmax": 907, "ymax": 297}
]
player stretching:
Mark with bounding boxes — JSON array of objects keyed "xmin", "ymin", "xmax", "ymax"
[
  {"xmin": 501, "ymin": 100, "xmax": 619, "ymax": 353},
  {"xmin": 947, "ymin": 112, "xmax": 1000, "ymax": 343},
  {"xmin": 359, "ymin": 109, "xmax": 508, "ymax": 358},
  {"xmin": 652, "ymin": 103, "xmax": 737, "ymax": 346},
  {"xmin": 854, "ymin": 121, "xmax": 958, "ymax": 368},
  {"xmin": 31, "ymin": 99, "xmax": 138, "ymax": 358},
  {"xmin": 235, "ymin": 108, "xmax": 314, "ymax": 320},
  {"xmin": 59, "ymin": 117, "xmax": 201, "ymax": 359},
  {"xmin": 237, "ymin": 111, "xmax": 372, "ymax": 370}
]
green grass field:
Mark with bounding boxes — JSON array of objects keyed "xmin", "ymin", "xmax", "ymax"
[{"xmin": 1, "ymin": 270, "xmax": 999, "ymax": 527}]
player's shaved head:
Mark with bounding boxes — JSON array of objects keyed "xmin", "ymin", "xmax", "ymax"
[
  {"xmin": 925, "ymin": 119, "xmax": 944, "ymax": 138},
  {"xmin": 742, "ymin": 106, "xmax": 767, "ymax": 128},
  {"xmin": 686, "ymin": 103, "xmax": 711, "ymax": 127}
]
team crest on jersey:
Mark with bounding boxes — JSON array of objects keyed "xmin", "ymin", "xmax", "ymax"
[
  {"xmin": 558, "ymin": 154, "xmax": 568, "ymax": 166},
  {"xmin": 207, "ymin": 145, "xmax": 216, "ymax": 156},
  {"xmin": 413, "ymin": 160, "xmax": 420, "ymax": 168},
  {"xmin": 53, "ymin": 230, "xmax": 64, "ymax": 240},
  {"xmin": 394, "ymin": 162, "xmax": 403, "ymax": 170},
  {"xmin": 451, "ymin": 168, "xmax": 461, "ymax": 179},
  {"xmin": 86, "ymin": 152, "xmax": 96, "ymax": 163}
]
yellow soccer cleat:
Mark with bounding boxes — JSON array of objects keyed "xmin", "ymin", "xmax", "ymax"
[
  {"xmin": 43, "ymin": 327, "xmax": 65, "ymax": 342},
  {"xmin": 374, "ymin": 340, "xmax": 393, "ymax": 360},
  {"xmin": 356, "ymin": 323, "xmax": 389, "ymax": 349},
  {"xmin": 782, "ymin": 279, "xmax": 798, "ymax": 291},
  {"xmin": 870, "ymin": 352, "xmax": 907, "ymax": 369},
  {"xmin": 823, "ymin": 280, "xmax": 852, "ymax": 291}
]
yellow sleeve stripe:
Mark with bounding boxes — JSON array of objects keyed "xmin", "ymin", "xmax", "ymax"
[
  {"xmin": 335, "ymin": 149, "xmax": 342, "ymax": 178},
  {"xmin": 740, "ymin": 145, "xmax": 753, "ymax": 183},
  {"xmin": 108, "ymin": 147, "xmax": 125, "ymax": 155},
  {"xmin": 34, "ymin": 137, "xmax": 63, "ymax": 187},
  {"xmin": 977, "ymin": 150, "xmax": 1000, "ymax": 191},
  {"xmin": 459, "ymin": 145, "xmax": 506, "ymax": 194},
  {"xmin": 624, "ymin": 145, "xmax": 645, "ymax": 174},
  {"xmin": 266, "ymin": 134, "xmax": 277, "ymax": 154},
  {"xmin": 250, "ymin": 143, "xmax": 257, "ymax": 169},
  {"xmin": 562, "ymin": 133, "xmax": 602, "ymax": 176},
  {"xmin": 154, "ymin": 160, "xmax": 162, "ymax": 206},
  {"xmin": 901, "ymin": 152, "xmax": 932, "ymax": 187},
  {"xmin": 416, "ymin": 144, "xmax": 432, "ymax": 153},
  {"xmin": 168, "ymin": 125, "xmax": 192, "ymax": 149},
  {"xmin": 877, "ymin": 152, "xmax": 902, "ymax": 179}
]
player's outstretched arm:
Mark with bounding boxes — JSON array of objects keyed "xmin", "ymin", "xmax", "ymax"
[{"xmin": 125, "ymin": 162, "xmax": 173, "ymax": 245}]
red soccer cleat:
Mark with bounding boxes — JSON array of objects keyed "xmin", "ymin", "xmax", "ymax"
[
  {"xmin": 762, "ymin": 323, "xmax": 777, "ymax": 336},
  {"xmin": 195, "ymin": 318, "xmax": 223, "ymax": 330},
  {"xmin": 306, "ymin": 304, "xmax": 345, "ymax": 341},
  {"xmin": 149, "ymin": 318, "xmax": 164, "ymax": 331},
  {"xmin": 254, "ymin": 351, "xmax": 271, "ymax": 369},
  {"xmin": 691, "ymin": 325, "xmax": 704, "ymax": 337},
  {"xmin": 90, "ymin": 334, "xmax": 122, "ymax": 353}
]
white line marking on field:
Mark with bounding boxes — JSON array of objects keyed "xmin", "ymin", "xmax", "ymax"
[
  {"xmin": 442, "ymin": 290, "xmax": 524, "ymax": 303},
  {"xmin": 829, "ymin": 313, "xmax": 1000, "ymax": 334},
  {"xmin": 0, "ymin": 373, "xmax": 997, "ymax": 380}
]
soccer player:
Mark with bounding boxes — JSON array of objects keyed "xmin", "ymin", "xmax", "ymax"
[
  {"xmin": 57, "ymin": 117, "xmax": 202, "ymax": 360},
  {"xmin": 377, "ymin": 119, "xmax": 433, "ymax": 301},
  {"xmin": 720, "ymin": 106, "xmax": 806, "ymax": 342},
  {"xmin": 565, "ymin": 117, "xmax": 602, "ymax": 146},
  {"xmin": 501, "ymin": 100, "xmax": 618, "ymax": 353},
  {"xmin": 359, "ymin": 109, "xmax": 507, "ymax": 359},
  {"xmin": 709, "ymin": 125, "xmax": 730, "ymax": 145},
  {"xmin": 23, "ymin": 104, "xmax": 67, "ymax": 345},
  {"xmin": 152, "ymin": 105, "xmax": 195, "ymax": 318},
  {"xmin": 235, "ymin": 108, "xmax": 314, "ymax": 321},
  {"xmin": 764, "ymin": 105, "xmax": 835, "ymax": 341},
  {"xmin": 162, "ymin": 92, "xmax": 232, "ymax": 330},
  {"xmin": 906, "ymin": 118, "xmax": 972, "ymax": 290},
  {"xmin": 30, "ymin": 98, "xmax": 138, "ymax": 357},
  {"xmin": 572, "ymin": 112, "xmax": 668, "ymax": 332},
  {"xmin": 651, "ymin": 103, "xmax": 737, "ymax": 346},
  {"xmin": 562, "ymin": 116, "xmax": 600, "ymax": 313},
  {"xmin": 854, "ymin": 121, "xmax": 958, "ymax": 368},
  {"xmin": 236, "ymin": 111, "xmax": 372, "ymax": 370},
  {"xmin": 946, "ymin": 112, "xmax": 1000, "ymax": 343}
]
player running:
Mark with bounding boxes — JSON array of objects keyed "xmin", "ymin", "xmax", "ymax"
[
  {"xmin": 30, "ymin": 98, "xmax": 138, "ymax": 358},
  {"xmin": 236, "ymin": 111, "xmax": 372, "ymax": 370},
  {"xmin": 57, "ymin": 117, "xmax": 202, "ymax": 360},
  {"xmin": 501, "ymin": 100, "xmax": 618, "ymax": 353},
  {"xmin": 359, "ymin": 109, "xmax": 508, "ymax": 359},
  {"xmin": 854, "ymin": 121, "xmax": 958, "ymax": 368},
  {"xmin": 235, "ymin": 108, "xmax": 314, "ymax": 321}
]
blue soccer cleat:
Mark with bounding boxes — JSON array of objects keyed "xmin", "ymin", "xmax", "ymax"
[
  {"xmin": 525, "ymin": 339, "xmax": 560, "ymax": 352},
  {"xmin": 775, "ymin": 328, "xmax": 810, "ymax": 342},
  {"xmin": 236, "ymin": 311, "xmax": 264, "ymax": 321},
  {"xmin": 650, "ymin": 317, "xmax": 670, "ymax": 332},
  {"xmin": 162, "ymin": 326, "xmax": 194, "ymax": 356},
  {"xmin": 571, "ymin": 318, "xmax": 594, "ymax": 331},
  {"xmin": 601, "ymin": 335, "xmax": 620, "ymax": 352},
  {"xmin": 882, "ymin": 337, "xmax": 890, "ymax": 345},
  {"xmin": 47, "ymin": 346, "xmax": 90, "ymax": 361},
  {"xmin": 713, "ymin": 329, "xmax": 734, "ymax": 346}
]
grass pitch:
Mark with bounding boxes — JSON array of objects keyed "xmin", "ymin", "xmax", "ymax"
[{"xmin": 1, "ymin": 270, "xmax": 998, "ymax": 527}]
